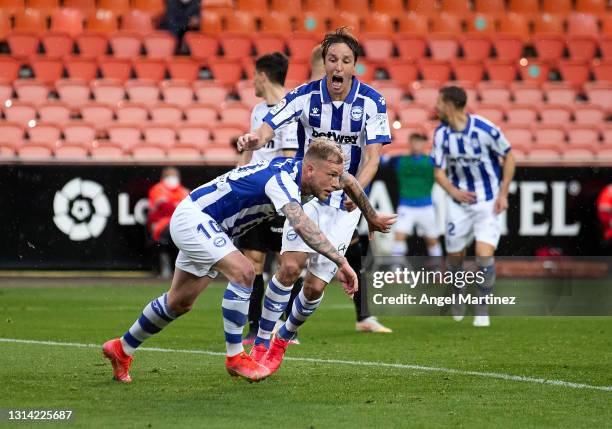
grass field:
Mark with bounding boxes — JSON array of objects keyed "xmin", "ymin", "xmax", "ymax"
[{"xmin": 1, "ymin": 280, "xmax": 611, "ymax": 428}]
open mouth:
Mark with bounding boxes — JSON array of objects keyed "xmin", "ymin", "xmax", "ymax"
[{"xmin": 331, "ymin": 75, "xmax": 343, "ymax": 90}]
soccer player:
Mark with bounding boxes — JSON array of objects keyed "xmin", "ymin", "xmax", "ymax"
[
  {"xmin": 237, "ymin": 28, "xmax": 394, "ymax": 372},
  {"xmin": 390, "ymin": 133, "xmax": 442, "ymax": 257},
  {"xmin": 239, "ymin": 52, "xmax": 299, "ymax": 345},
  {"xmin": 102, "ymin": 140, "xmax": 396, "ymax": 383},
  {"xmin": 431, "ymin": 86, "xmax": 515, "ymax": 327}
]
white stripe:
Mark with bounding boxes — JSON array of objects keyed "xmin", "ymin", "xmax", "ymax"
[{"xmin": 1, "ymin": 338, "xmax": 610, "ymax": 392}]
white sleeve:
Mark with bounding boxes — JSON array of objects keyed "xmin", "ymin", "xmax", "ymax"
[
  {"xmin": 430, "ymin": 129, "xmax": 447, "ymax": 169},
  {"xmin": 364, "ymin": 98, "xmax": 392, "ymax": 144},
  {"xmin": 279, "ymin": 121, "xmax": 299, "ymax": 151},
  {"xmin": 489, "ymin": 127, "xmax": 512, "ymax": 156},
  {"xmin": 250, "ymin": 107, "xmax": 259, "ymax": 133},
  {"xmin": 264, "ymin": 171, "xmax": 301, "ymax": 214},
  {"xmin": 263, "ymin": 86, "xmax": 307, "ymax": 131}
]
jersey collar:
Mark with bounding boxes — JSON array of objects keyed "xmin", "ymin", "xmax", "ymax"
[{"xmin": 320, "ymin": 76, "xmax": 360, "ymax": 105}]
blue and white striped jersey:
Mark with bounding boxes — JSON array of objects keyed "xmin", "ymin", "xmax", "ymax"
[
  {"xmin": 431, "ymin": 114, "xmax": 511, "ymax": 203},
  {"xmin": 250, "ymin": 102, "xmax": 299, "ymax": 163},
  {"xmin": 262, "ymin": 76, "xmax": 392, "ymax": 208},
  {"xmin": 189, "ymin": 158, "xmax": 302, "ymax": 238}
]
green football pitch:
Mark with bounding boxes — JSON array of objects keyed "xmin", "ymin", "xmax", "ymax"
[{"xmin": 0, "ymin": 280, "xmax": 610, "ymax": 428}]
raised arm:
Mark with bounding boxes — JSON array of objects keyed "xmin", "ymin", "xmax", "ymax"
[{"xmin": 237, "ymin": 122, "xmax": 275, "ymax": 152}]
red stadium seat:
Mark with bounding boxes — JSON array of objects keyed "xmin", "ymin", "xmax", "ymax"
[
  {"xmin": 602, "ymin": 14, "xmax": 612, "ymax": 35},
  {"xmin": 116, "ymin": 101, "xmax": 148, "ymax": 124},
  {"xmin": 0, "ymin": 0, "xmax": 25, "ymax": 16},
  {"xmin": 225, "ymin": 11, "xmax": 257, "ymax": 34},
  {"xmin": 395, "ymin": 34, "xmax": 426, "ymax": 61},
  {"xmin": 80, "ymin": 102, "xmax": 113, "ymax": 130},
  {"xmin": 121, "ymin": 10, "xmax": 154, "ymax": 35},
  {"xmin": 398, "ymin": 13, "xmax": 429, "ymax": 34},
  {"xmin": 108, "ymin": 124, "xmax": 141, "ymax": 148},
  {"xmin": 567, "ymin": 13, "xmax": 599, "ymax": 36},
  {"xmin": 184, "ymin": 33, "xmax": 219, "ymax": 62},
  {"xmin": 75, "ymin": 32, "xmax": 108, "ymax": 58},
  {"xmin": 431, "ymin": 13, "xmax": 462, "ymax": 34},
  {"xmin": 452, "ymin": 60, "xmax": 484, "ymax": 83},
  {"xmin": 397, "ymin": 103, "xmax": 431, "ymax": 124},
  {"xmin": 184, "ymin": 103, "xmax": 218, "ymax": 125},
  {"xmin": 235, "ymin": 81, "xmax": 259, "ymax": 107},
  {"xmin": 542, "ymin": 0, "xmax": 571, "ymax": 14},
  {"xmin": 474, "ymin": 0, "xmax": 504, "ymax": 14},
  {"xmin": 252, "ymin": 34, "xmax": 285, "ymax": 57},
  {"xmin": 150, "ymin": 102, "xmax": 182, "ymax": 124},
  {"xmin": 484, "ymin": 59, "xmax": 517, "ymax": 83},
  {"xmin": 143, "ymin": 31, "xmax": 176, "ymax": 59},
  {"xmin": 584, "ymin": 81, "xmax": 612, "ymax": 109},
  {"xmin": 387, "ymin": 60, "xmax": 419, "ymax": 89},
  {"xmin": 133, "ymin": 58, "xmax": 166, "ymax": 82},
  {"xmin": 418, "ymin": 60, "xmax": 451, "ymax": 83},
  {"xmin": 132, "ymin": 0, "xmax": 164, "ymax": 17},
  {"xmin": 193, "ymin": 81, "xmax": 228, "ymax": 104},
  {"xmin": 40, "ymin": 33, "xmax": 73, "ymax": 58},
  {"xmin": 440, "ymin": 0, "xmax": 470, "ymax": 15},
  {"xmin": 593, "ymin": 60, "xmax": 612, "ymax": 82},
  {"xmin": 0, "ymin": 81, "xmax": 12, "ymax": 104},
  {"xmin": 166, "ymin": 58, "xmax": 199, "ymax": 83},
  {"xmin": 64, "ymin": 56, "xmax": 98, "ymax": 81},
  {"xmin": 508, "ymin": 0, "xmax": 539, "ymax": 15},
  {"xmin": 235, "ymin": 0, "xmax": 268, "ymax": 18},
  {"xmin": 573, "ymin": 104, "xmax": 605, "ymax": 124},
  {"xmin": 90, "ymin": 142, "xmax": 125, "ymax": 159},
  {"xmin": 63, "ymin": 0, "xmax": 95, "ymax": 17},
  {"xmin": 30, "ymin": 56, "xmax": 64, "ymax": 86},
  {"xmin": 566, "ymin": 35, "xmax": 598, "ymax": 62},
  {"xmin": 143, "ymin": 125, "xmax": 176, "ymax": 147},
  {"xmin": 97, "ymin": 0, "xmax": 130, "ymax": 16},
  {"xmin": 330, "ymin": 12, "xmax": 362, "ymax": 34},
  {"xmin": 478, "ymin": 81, "xmax": 511, "ymax": 104},
  {"xmin": 62, "ymin": 121, "xmax": 95, "ymax": 144},
  {"xmin": 532, "ymin": 34, "xmax": 565, "ymax": 62},
  {"xmin": 109, "ymin": 32, "xmax": 142, "ymax": 59},
  {"xmin": 0, "ymin": 10, "xmax": 10, "ymax": 41},
  {"xmin": 14, "ymin": 79, "xmax": 48, "ymax": 105},
  {"xmin": 160, "ymin": 80, "xmax": 194, "ymax": 107},
  {"xmin": 519, "ymin": 61, "xmax": 550, "ymax": 84},
  {"xmin": 337, "ymin": 0, "xmax": 368, "ymax": 16},
  {"xmin": 539, "ymin": 104, "xmax": 572, "ymax": 124},
  {"xmin": 474, "ymin": 103, "xmax": 504, "ymax": 124},
  {"xmin": 428, "ymin": 34, "xmax": 459, "ymax": 61},
  {"xmin": 505, "ymin": 104, "xmax": 538, "ymax": 126},
  {"xmin": 576, "ymin": 0, "xmax": 607, "ymax": 15},
  {"xmin": 503, "ymin": 126, "xmax": 533, "ymax": 145},
  {"xmin": 18, "ymin": 143, "xmax": 53, "ymax": 159},
  {"xmin": 557, "ymin": 60, "xmax": 590, "ymax": 89},
  {"xmin": 7, "ymin": 32, "xmax": 40, "ymax": 58},
  {"xmin": 54, "ymin": 143, "xmax": 89, "ymax": 159},
  {"xmin": 0, "ymin": 56, "xmax": 21, "ymax": 81},
  {"xmin": 260, "ymin": 12, "xmax": 292, "ymax": 34},
  {"xmin": 91, "ymin": 79, "xmax": 125, "ymax": 105},
  {"xmin": 208, "ymin": 59, "xmax": 244, "ymax": 87},
  {"xmin": 284, "ymin": 33, "xmax": 317, "ymax": 63},
  {"xmin": 176, "ymin": 124, "xmax": 211, "ymax": 147},
  {"xmin": 50, "ymin": 8, "xmax": 83, "ymax": 37},
  {"xmin": 533, "ymin": 14, "xmax": 565, "ymax": 35},
  {"xmin": 466, "ymin": 13, "xmax": 496, "ymax": 34},
  {"xmin": 218, "ymin": 33, "xmax": 252, "ymax": 60},
  {"xmin": 543, "ymin": 82, "xmax": 576, "ymax": 104},
  {"xmin": 0, "ymin": 122, "xmax": 24, "ymax": 144},
  {"xmin": 296, "ymin": 11, "xmax": 329, "ymax": 35},
  {"xmin": 86, "ymin": 9, "xmax": 119, "ymax": 33},
  {"xmin": 362, "ymin": 34, "xmax": 394, "ymax": 63},
  {"xmin": 55, "ymin": 79, "xmax": 90, "ymax": 109},
  {"xmin": 213, "ymin": 124, "xmax": 245, "ymax": 145},
  {"xmin": 199, "ymin": 10, "xmax": 223, "ymax": 34},
  {"xmin": 567, "ymin": 124, "xmax": 601, "ymax": 145},
  {"xmin": 167, "ymin": 143, "xmax": 202, "ymax": 160},
  {"xmin": 600, "ymin": 36, "xmax": 612, "ymax": 60},
  {"xmin": 14, "ymin": 8, "xmax": 47, "ymax": 32},
  {"xmin": 98, "ymin": 56, "xmax": 132, "ymax": 82},
  {"xmin": 534, "ymin": 125, "xmax": 566, "ymax": 145},
  {"xmin": 511, "ymin": 82, "xmax": 543, "ymax": 104},
  {"xmin": 27, "ymin": 121, "xmax": 61, "ymax": 144},
  {"xmin": 376, "ymin": 81, "xmax": 405, "ymax": 107},
  {"xmin": 286, "ymin": 60, "xmax": 310, "ymax": 82},
  {"xmin": 125, "ymin": 79, "xmax": 160, "ymax": 106},
  {"xmin": 219, "ymin": 102, "xmax": 251, "ymax": 126},
  {"xmin": 409, "ymin": 81, "xmax": 441, "ymax": 105},
  {"xmin": 270, "ymin": 0, "xmax": 302, "ymax": 17},
  {"xmin": 37, "ymin": 100, "xmax": 70, "ymax": 124},
  {"xmin": 498, "ymin": 13, "xmax": 529, "ymax": 39},
  {"xmin": 492, "ymin": 35, "xmax": 523, "ymax": 61},
  {"xmin": 131, "ymin": 144, "xmax": 166, "ymax": 160},
  {"xmin": 363, "ymin": 13, "xmax": 394, "ymax": 34},
  {"xmin": 462, "ymin": 34, "xmax": 492, "ymax": 61}
]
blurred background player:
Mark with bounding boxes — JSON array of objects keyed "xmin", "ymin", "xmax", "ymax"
[
  {"xmin": 238, "ymin": 27, "xmax": 397, "ymax": 371},
  {"xmin": 159, "ymin": 0, "xmax": 201, "ymax": 48},
  {"xmin": 390, "ymin": 133, "xmax": 442, "ymax": 257},
  {"xmin": 147, "ymin": 167, "xmax": 190, "ymax": 278},
  {"xmin": 431, "ymin": 86, "xmax": 515, "ymax": 327},
  {"xmin": 239, "ymin": 52, "xmax": 300, "ymax": 345},
  {"xmin": 309, "ymin": 42, "xmax": 392, "ymax": 334}
]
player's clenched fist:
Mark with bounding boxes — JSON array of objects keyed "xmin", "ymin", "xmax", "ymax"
[{"xmin": 237, "ymin": 133, "xmax": 259, "ymax": 152}]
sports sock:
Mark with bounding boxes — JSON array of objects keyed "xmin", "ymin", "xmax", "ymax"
[
  {"xmin": 247, "ymin": 274, "xmax": 264, "ymax": 334},
  {"xmin": 475, "ymin": 257, "xmax": 495, "ymax": 316},
  {"xmin": 427, "ymin": 243, "xmax": 443, "ymax": 257},
  {"xmin": 284, "ymin": 276, "xmax": 303, "ymax": 319},
  {"xmin": 255, "ymin": 276, "xmax": 292, "ymax": 348},
  {"xmin": 345, "ymin": 240, "xmax": 369, "ymax": 322},
  {"xmin": 121, "ymin": 292, "xmax": 178, "ymax": 356},
  {"xmin": 221, "ymin": 283, "xmax": 252, "ymax": 356},
  {"xmin": 447, "ymin": 257, "xmax": 466, "ymax": 318},
  {"xmin": 278, "ymin": 289, "xmax": 323, "ymax": 340}
]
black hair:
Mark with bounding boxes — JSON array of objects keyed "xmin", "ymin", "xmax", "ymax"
[
  {"xmin": 439, "ymin": 85, "xmax": 467, "ymax": 109},
  {"xmin": 321, "ymin": 27, "xmax": 361, "ymax": 63},
  {"xmin": 409, "ymin": 133, "xmax": 428, "ymax": 142},
  {"xmin": 255, "ymin": 52, "xmax": 289, "ymax": 86}
]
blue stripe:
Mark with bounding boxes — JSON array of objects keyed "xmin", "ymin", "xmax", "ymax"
[
  {"xmin": 259, "ymin": 317, "xmax": 276, "ymax": 332},
  {"xmin": 366, "ymin": 136, "xmax": 391, "ymax": 145},
  {"xmin": 275, "ymin": 173, "xmax": 294, "ymax": 203},
  {"xmin": 309, "ymin": 96, "xmax": 321, "ymax": 128},
  {"xmin": 456, "ymin": 136, "xmax": 466, "ymax": 154},
  {"xmin": 222, "ymin": 307, "xmax": 248, "ymax": 326},
  {"xmin": 296, "ymin": 121, "xmax": 306, "ymax": 160},
  {"xmin": 151, "ymin": 299, "xmax": 172, "ymax": 322},
  {"xmin": 288, "ymin": 313, "xmax": 304, "ymax": 327},
  {"xmin": 263, "ymin": 297, "xmax": 286, "ymax": 312},
  {"xmin": 138, "ymin": 314, "xmax": 161, "ymax": 334},
  {"xmin": 264, "ymin": 112, "xmax": 301, "ymax": 131},
  {"xmin": 350, "ymin": 97, "xmax": 364, "ymax": 132},
  {"xmin": 463, "ymin": 166, "xmax": 475, "ymax": 193},
  {"xmin": 478, "ymin": 163, "xmax": 493, "ymax": 201},
  {"xmin": 488, "ymin": 150, "xmax": 502, "ymax": 181},
  {"xmin": 449, "ymin": 165, "xmax": 459, "ymax": 188},
  {"xmin": 268, "ymin": 279, "xmax": 291, "ymax": 296},
  {"xmin": 470, "ymin": 132, "xmax": 482, "ymax": 155},
  {"xmin": 123, "ymin": 332, "xmax": 141, "ymax": 348},
  {"xmin": 190, "ymin": 184, "xmax": 216, "ymax": 202},
  {"xmin": 348, "ymin": 145, "xmax": 361, "ymax": 176},
  {"xmin": 331, "ymin": 103, "xmax": 343, "ymax": 131},
  {"xmin": 399, "ymin": 197, "xmax": 433, "ymax": 207},
  {"xmin": 224, "ymin": 332, "xmax": 243, "ymax": 344}
]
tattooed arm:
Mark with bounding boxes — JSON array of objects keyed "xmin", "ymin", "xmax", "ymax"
[{"xmin": 281, "ymin": 202, "xmax": 346, "ymax": 266}]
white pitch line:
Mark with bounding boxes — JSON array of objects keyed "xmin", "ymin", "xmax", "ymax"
[{"xmin": 1, "ymin": 338, "xmax": 611, "ymax": 392}]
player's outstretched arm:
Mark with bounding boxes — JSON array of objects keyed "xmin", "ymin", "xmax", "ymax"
[
  {"xmin": 281, "ymin": 201, "xmax": 358, "ymax": 295},
  {"xmin": 340, "ymin": 172, "xmax": 397, "ymax": 238},
  {"xmin": 237, "ymin": 123, "xmax": 275, "ymax": 152}
]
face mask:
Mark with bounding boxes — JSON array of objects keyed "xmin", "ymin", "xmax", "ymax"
[{"xmin": 163, "ymin": 176, "xmax": 180, "ymax": 189}]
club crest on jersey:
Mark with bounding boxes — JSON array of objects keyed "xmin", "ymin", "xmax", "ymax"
[
  {"xmin": 350, "ymin": 105, "xmax": 363, "ymax": 121},
  {"xmin": 213, "ymin": 236, "xmax": 227, "ymax": 247},
  {"xmin": 286, "ymin": 230, "xmax": 298, "ymax": 241},
  {"xmin": 310, "ymin": 107, "xmax": 320, "ymax": 117},
  {"xmin": 269, "ymin": 98, "xmax": 286, "ymax": 115}
]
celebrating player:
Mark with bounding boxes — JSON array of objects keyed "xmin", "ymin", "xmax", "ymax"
[
  {"xmin": 239, "ymin": 52, "xmax": 300, "ymax": 345},
  {"xmin": 431, "ymin": 86, "xmax": 516, "ymax": 327},
  {"xmin": 390, "ymin": 133, "xmax": 442, "ymax": 257},
  {"xmin": 102, "ymin": 140, "xmax": 396, "ymax": 383},
  {"xmin": 237, "ymin": 28, "xmax": 395, "ymax": 373}
]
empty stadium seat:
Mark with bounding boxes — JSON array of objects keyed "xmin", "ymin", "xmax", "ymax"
[
  {"xmin": 251, "ymin": 34, "xmax": 285, "ymax": 57},
  {"xmin": 397, "ymin": 103, "xmax": 431, "ymax": 124},
  {"xmin": 567, "ymin": 35, "xmax": 598, "ymax": 61},
  {"xmin": 363, "ymin": 13, "xmax": 394, "ymax": 34},
  {"xmin": 143, "ymin": 31, "xmax": 176, "ymax": 59},
  {"xmin": 184, "ymin": 32, "xmax": 219, "ymax": 61},
  {"xmin": 14, "ymin": 8, "xmax": 47, "ymax": 32},
  {"xmin": 539, "ymin": 104, "xmax": 572, "ymax": 124},
  {"xmin": 462, "ymin": 34, "xmax": 492, "ymax": 61},
  {"xmin": 484, "ymin": 59, "xmax": 517, "ymax": 83},
  {"xmin": 161, "ymin": 80, "xmax": 194, "ymax": 107},
  {"xmin": 286, "ymin": 33, "xmax": 319, "ymax": 61},
  {"xmin": 452, "ymin": 60, "xmax": 485, "ymax": 83},
  {"xmin": 567, "ymin": 124, "xmax": 601, "ymax": 145},
  {"xmin": 75, "ymin": 32, "xmax": 108, "ymax": 58},
  {"xmin": 498, "ymin": 13, "xmax": 530, "ymax": 39},
  {"xmin": 55, "ymin": 79, "xmax": 90, "ymax": 109},
  {"xmin": 7, "ymin": 32, "xmax": 40, "ymax": 58},
  {"xmin": 18, "ymin": 143, "xmax": 53, "ymax": 159},
  {"xmin": 50, "ymin": 8, "xmax": 83, "ymax": 37},
  {"xmin": 193, "ymin": 81, "xmax": 228, "ymax": 105},
  {"xmin": 133, "ymin": 58, "xmax": 166, "ymax": 82},
  {"xmin": 54, "ymin": 143, "xmax": 89, "ymax": 159},
  {"xmin": 38, "ymin": 100, "xmax": 70, "ymax": 124},
  {"xmin": 80, "ymin": 102, "xmax": 113, "ymax": 130},
  {"xmin": 533, "ymin": 34, "xmax": 565, "ymax": 62},
  {"xmin": 150, "ymin": 102, "xmax": 182, "ymax": 124},
  {"xmin": 573, "ymin": 105, "xmax": 605, "ymax": 124},
  {"xmin": 593, "ymin": 60, "xmax": 612, "ymax": 82},
  {"xmin": 260, "ymin": 12, "xmax": 293, "ymax": 34},
  {"xmin": 584, "ymin": 81, "xmax": 612, "ymax": 109},
  {"xmin": 534, "ymin": 125, "xmax": 566, "ymax": 145},
  {"xmin": 466, "ymin": 13, "xmax": 496, "ymax": 34},
  {"xmin": 0, "ymin": 122, "xmax": 24, "ymax": 143},
  {"xmin": 225, "ymin": 11, "xmax": 257, "ymax": 33},
  {"xmin": 296, "ymin": 11, "xmax": 329, "ymax": 34},
  {"xmin": 64, "ymin": 56, "xmax": 98, "ymax": 81},
  {"xmin": 330, "ymin": 12, "xmax": 362, "ymax": 34},
  {"xmin": 116, "ymin": 101, "xmax": 148, "ymax": 124},
  {"xmin": 98, "ymin": 56, "xmax": 132, "ymax": 82},
  {"xmin": 109, "ymin": 32, "xmax": 142, "ymax": 59},
  {"xmin": 166, "ymin": 58, "xmax": 199, "ymax": 83},
  {"xmin": 0, "ymin": 0, "xmax": 25, "ymax": 16},
  {"xmin": 208, "ymin": 59, "xmax": 244, "ymax": 87},
  {"xmin": 219, "ymin": 102, "xmax": 251, "ymax": 126},
  {"xmin": 418, "ymin": 60, "xmax": 451, "ymax": 83},
  {"xmin": 167, "ymin": 143, "xmax": 202, "ymax": 160},
  {"xmin": 533, "ymin": 14, "xmax": 565, "ymax": 34},
  {"xmin": 3, "ymin": 101, "xmax": 37, "ymax": 126},
  {"xmin": 27, "ymin": 121, "xmax": 61, "ymax": 144},
  {"xmin": 14, "ymin": 79, "xmax": 49, "ymax": 105},
  {"xmin": 542, "ymin": 0, "xmax": 571, "ymax": 14},
  {"xmin": 478, "ymin": 81, "xmax": 511, "ymax": 104},
  {"xmin": 567, "ymin": 12, "xmax": 598, "ymax": 35},
  {"xmin": 63, "ymin": 121, "xmax": 95, "ymax": 144},
  {"xmin": 184, "ymin": 102, "xmax": 219, "ymax": 125},
  {"xmin": 557, "ymin": 60, "xmax": 591, "ymax": 88},
  {"xmin": 270, "ymin": 0, "xmax": 302, "ymax": 17},
  {"xmin": 236, "ymin": 0, "xmax": 268, "ymax": 18},
  {"xmin": 409, "ymin": 81, "xmax": 441, "ymax": 105},
  {"xmin": 431, "ymin": 12, "xmax": 462, "ymax": 34},
  {"xmin": 0, "ymin": 56, "xmax": 21, "ymax": 82},
  {"xmin": 40, "ymin": 33, "xmax": 73, "ymax": 57},
  {"xmin": 143, "ymin": 125, "xmax": 176, "ymax": 147},
  {"xmin": 121, "ymin": 10, "xmax": 154, "ymax": 35},
  {"xmin": 125, "ymin": 79, "xmax": 160, "ymax": 105},
  {"xmin": 511, "ymin": 82, "xmax": 544, "ymax": 104},
  {"xmin": 63, "ymin": 0, "xmax": 96, "ymax": 17},
  {"xmin": 87, "ymin": 9, "xmax": 119, "ymax": 32},
  {"xmin": 108, "ymin": 124, "xmax": 141, "ymax": 148},
  {"xmin": 131, "ymin": 144, "xmax": 166, "ymax": 160},
  {"xmin": 132, "ymin": 0, "xmax": 165, "ymax": 17},
  {"xmin": 397, "ymin": 13, "xmax": 429, "ymax": 34},
  {"xmin": 362, "ymin": 34, "xmax": 394, "ymax": 63},
  {"xmin": 428, "ymin": 34, "xmax": 459, "ymax": 61},
  {"xmin": 213, "ymin": 125, "xmax": 246, "ymax": 145},
  {"xmin": 519, "ymin": 61, "xmax": 550, "ymax": 84},
  {"xmin": 91, "ymin": 79, "xmax": 126, "ymax": 106},
  {"xmin": 376, "ymin": 82, "xmax": 405, "ymax": 108},
  {"xmin": 90, "ymin": 142, "xmax": 124, "ymax": 159},
  {"xmin": 543, "ymin": 81, "xmax": 576, "ymax": 104},
  {"xmin": 474, "ymin": 103, "xmax": 504, "ymax": 124},
  {"xmin": 492, "ymin": 35, "xmax": 523, "ymax": 61},
  {"xmin": 506, "ymin": 105, "xmax": 538, "ymax": 126}
]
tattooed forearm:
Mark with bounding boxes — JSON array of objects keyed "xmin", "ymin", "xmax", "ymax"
[
  {"xmin": 281, "ymin": 202, "xmax": 346, "ymax": 266},
  {"xmin": 341, "ymin": 173, "xmax": 377, "ymax": 220}
]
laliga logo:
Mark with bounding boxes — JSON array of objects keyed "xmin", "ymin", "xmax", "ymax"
[{"xmin": 53, "ymin": 178, "xmax": 111, "ymax": 241}]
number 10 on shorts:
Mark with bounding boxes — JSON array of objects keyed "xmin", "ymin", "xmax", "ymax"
[{"xmin": 197, "ymin": 220, "xmax": 223, "ymax": 239}]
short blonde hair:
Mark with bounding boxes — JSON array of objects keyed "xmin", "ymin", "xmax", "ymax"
[{"xmin": 305, "ymin": 138, "xmax": 344, "ymax": 164}]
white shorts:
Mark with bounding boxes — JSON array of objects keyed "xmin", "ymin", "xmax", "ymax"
[
  {"xmin": 395, "ymin": 204, "xmax": 440, "ymax": 238},
  {"xmin": 444, "ymin": 196, "xmax": 501, "ymax": 253},
  {"xmin": 281, "ymin": 199, "xmax": 361, "ymax": 283},
  {"xmin": 170, "ymin": 199, "xmax": 237, "ymax": 278}
]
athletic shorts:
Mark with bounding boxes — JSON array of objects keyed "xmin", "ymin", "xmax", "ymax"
[
  {"xmin": 238, "ymin": 215, "xmax": 285, "ymax": 252},
  {"xmin": 395, "ymin": 204, "xmax": 440, "ymax": 238},
  {"xmin": 444, "ymin": 196, "xmax": 501, "ymax": 253},
  {"xmin": 281, "ymin": 199, "xmax": 361, "ymax": 283},
  {"xmin": 169, "ymin": 199, "xmax": 236, "ymax": 278}
]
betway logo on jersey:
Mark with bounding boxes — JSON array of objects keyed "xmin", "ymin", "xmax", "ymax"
[
  {"xmin": 448, "ymin": 155, "xmax": 484, "ymax": 167},
  {"xmin": 312, "ymin": 130, "xmax": 358, "ymax": 145}
]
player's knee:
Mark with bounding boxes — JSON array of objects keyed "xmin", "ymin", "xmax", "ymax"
[
  {"xmin": 167, "ymin": 295, "xmax": 195, "ymax": 315},
  {"xmin": 232, "ymin": 264, "xmax": 255, "ymax": 288},
  {"xmin": 302, "ymin": 281, "xmax": 324, "ymax": 301},
  {"xmin": 276, "ymin": 259, "xmax": 302, "ymax": 286}
]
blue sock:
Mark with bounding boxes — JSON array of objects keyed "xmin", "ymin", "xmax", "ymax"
[
  {"xmin": 255, "ymin": 276, "xmax": 292, "ymax": 348},
  {"xmin": 278, "ymin": 289, "xmax": 323, "ymax": 341},
  {"xmin": 221, "ymin": 283, "xmax": 251, "ymax": 356}
]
